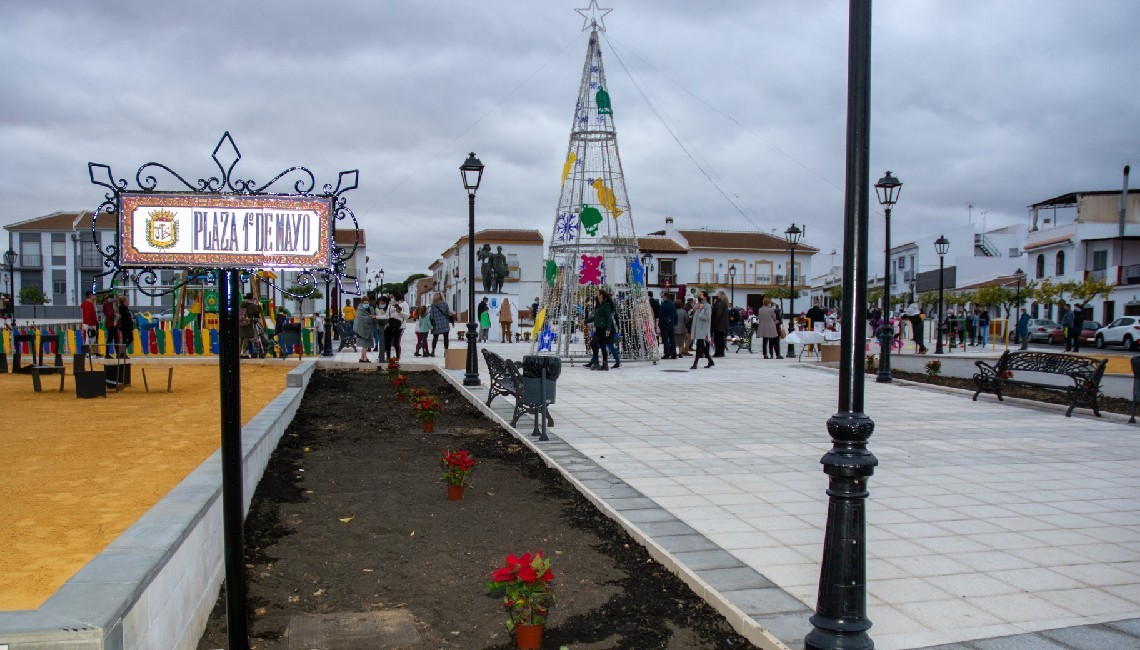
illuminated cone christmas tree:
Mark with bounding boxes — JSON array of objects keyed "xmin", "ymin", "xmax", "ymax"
[{"xmin": 531, "ymin": 13, "xmax": 657, "ymax": 363}]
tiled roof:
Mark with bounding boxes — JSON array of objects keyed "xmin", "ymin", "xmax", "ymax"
[
  {"xmin": 4, "ymin": 210, "xmax": 115, "ymax": 231},
  {"xmin": 677, "ymin": 229, "xmax": 820, "ymax": 253},
  {"xmin": 334, "ymin": 229, "xmax": 365, "ymax": 246},
  {"xmin": 954, "ymin": 274, "xmax": 1025, "ymax": 291},
  {"xmin": 1024, "ymin": 234, "xmax": 1073, "ymax": 251},
  {"xmin": 636, "ymin": 236, "xmax": 687, "ymax": 253},
  {"xmin": 450, "ymin": 229, "xmax": 543, "ymax": 249}
]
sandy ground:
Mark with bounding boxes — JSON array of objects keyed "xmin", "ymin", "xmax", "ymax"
[{"xmin": 0, "ymin": 362, "xmax": 292, "ymax": 611}]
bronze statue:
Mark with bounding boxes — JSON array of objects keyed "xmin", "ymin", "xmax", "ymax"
[
  {"xmin": 477, "ymin": 244, "xmax": 493, "ymax": 293},
  {"xmin": 491, "ymin": 246, "xmax": 509, "ymax": 293}
]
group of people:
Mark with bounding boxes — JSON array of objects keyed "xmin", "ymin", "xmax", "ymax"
[
  {"xmin": 476, "ymin": 296, "xmax": 515, "ymax": 343},
  {"xmin": 351, "ymin": 291, "xmax": 454, "ymax": 363},
  {"xmin": 80, "ymin": 290, "xmax": 134, "ymax": 358}
]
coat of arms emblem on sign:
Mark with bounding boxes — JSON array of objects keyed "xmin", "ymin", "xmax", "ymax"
[{"xmin": 145, "ymin": 209, "xmax": 179, "ymax": 249}]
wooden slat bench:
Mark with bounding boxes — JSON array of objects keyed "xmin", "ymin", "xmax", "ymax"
[{"xmin": 973, "ymin": 350, "xmax": 1107, "ymax": 417}]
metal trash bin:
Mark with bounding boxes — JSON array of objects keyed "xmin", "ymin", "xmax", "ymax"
[{"xmin": 521, "ymin": 355, "xmax": 561, "ymax": 405}]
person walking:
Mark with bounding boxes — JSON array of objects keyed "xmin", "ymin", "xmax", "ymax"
[
  {"xmin": 373, "ymin": 294, "xmax": 389, "ymax": 356},
  {"xmin": 1017, "ymin": 310, "xmax": 1031, "ymax": 351},
  {"xmin": 428, "ymin": 293, "xmax": 452, "ymax": 357},
  {"xmin": 674, "ymin": 297, "xmax": 689, "ymax": 357},
  {"xmin": 711, "ymin": 291, "xmax": 729, "ymax": 357},
  {"xmin": 1068, "ymin": 303, "xmax": 1086, "ymax": 353},
  {"xmin": 499, "ymin": 297, "xmax": 514, "ymax": 343},
  {"xmin": 756, "ymin": 297, "xmax": 781, "ymax": 359},
  {"xmin": 477, "ymin": 296, "xmax": 490, "ymax": 342},
  {"xmin": 353, "ymin": 295, "xmax": 377, "ymax": 363},
  {"xmin": 658, "ymin": 292, "xmax": 677, "ymax": 359},
  {"xmin": 1060, "ymin": 304, "xmax": 1076, "ymax": 352},
  {"xmin": 977, "ymin": 308, "xmax": 990, "ymax": 348},
  {"xmin": 102, "ymin": 293, "xmax": 119, "ymax": 358},
  {"xmin": 905, "ymin": 302, "xmax": 928, "ymax": 354},
  {"xmin": 239, "ymin": 293, "xmax": 263, "ymax": 358},
  {"xmin": 342, "ymin": 299, "xmax": 356, "ymax": 324},
  {"xmin": 413, "ymin": 305, "xmax": 431, "ymax": 356},
  {"xmin": 116, "ymin": 295, "xmax": 134, "ymax": 358},
  {"xmin": 689, "ymin": 292, "xmax": 714, "ymax": 369},
  {"xmin": 385, "ymin": 293, "xmax": 406, "ymax": 360},
  {"xmin": 81, "ymin": 290, "xmax": 98, "ymax": 352},
  {"xmin": 313, "ymin": 311, "xmax": 325, "ymax": 354},
  {"xmin": 585, "ymin": 289, "xmax": 617, "ymax": 370}
]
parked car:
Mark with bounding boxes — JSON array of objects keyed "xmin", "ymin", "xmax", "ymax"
[
  {"xmin": 1026, "ymin": 319, "xmax": 1059, "ymax": 343},
  {"xmin": 1095, "ymin": 317, "xmax": 1140, "ymax": 350},
  {"xmin": 1048, "ymin": 321, "xmax": 1101, "ymax": 345}
]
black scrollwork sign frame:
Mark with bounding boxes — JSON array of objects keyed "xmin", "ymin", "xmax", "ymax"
[{"xmin": 86, "ymin": 131, "xmax": 361, "ymax": 299}]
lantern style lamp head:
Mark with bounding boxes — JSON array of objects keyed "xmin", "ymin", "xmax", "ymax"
[
  {"xmin": 729, "ymin": 264, "xmax": 737, "ymax": 279},
  {"xmin": 1015, "ymin": 267, "xmax": 1025, "ymax": 280},
  {"xmin": 874, "ymin": 171, "xmax": 902, "ymax": 208},
  {"xmin": 3, "ymin": 249, "xmax": 14, "ymax": 268},
  {"xmin": 785, "ymin": 223, "xmax": 804, "ymax": 245},
  {"xmin": 460, "ymin": 152, "xmax": 484, "ymax": 196},
  {"xmin": 934, "ymin": 235, "xmax": 950, "ymax": 257}
]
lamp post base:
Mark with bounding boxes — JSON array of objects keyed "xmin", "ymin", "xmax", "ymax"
[
  {"xmin": 463, "ymin": 322, "xmax": 481, "ymax": 386},
  {"xmin": 875, "ymin": 325, "xmax": 893, "ymax": 383}
]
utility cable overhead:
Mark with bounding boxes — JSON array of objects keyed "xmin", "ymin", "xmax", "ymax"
[
  {"xmin": 602, "ymin": 31, "xmax": 764, "ymax": 231},
  {"xmin": 359, "ymin": 32, "xmax": 587, "ymax": 218}
]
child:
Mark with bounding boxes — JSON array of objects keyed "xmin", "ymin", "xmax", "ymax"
[
  {"xmin": 479, "ymin": 307, "xmax": 492, "ymax": 342},
  {"xmin": 414, "ymin": 306, "xmax": 431, "ymax": 357}
]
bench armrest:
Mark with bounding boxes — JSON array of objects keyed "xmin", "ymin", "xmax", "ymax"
[{"xmin": 974, "ymin": 360, "xmax": 1000, "ymax": 378}]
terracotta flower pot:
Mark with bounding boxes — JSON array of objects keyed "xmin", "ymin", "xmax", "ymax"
[
  {"xmin": 446, "ymin": 484, "xmax": 464, "ymax": 501},
  {"xmin": 422, "ymin": 420, "xmax": 435, "ymax": 433},
  {"xmin": 514, "ymin": 623, "xmax": 543, "ymax": 649}
]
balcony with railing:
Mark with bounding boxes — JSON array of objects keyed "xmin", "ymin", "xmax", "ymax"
[
  {"xmin": 79, "ymin": 251, "xmax": 104, "ymax": 269},
  {"xmin": 15, "ymin": 254, "xmax": 42, "ymax": 268},
  {"xmin": 1086, "ymin": 269, "xmax": 1108, "ymax": 282},
  {"xmin": 692, "ymin": 271, "xmax": 797, "ymax": 287}
]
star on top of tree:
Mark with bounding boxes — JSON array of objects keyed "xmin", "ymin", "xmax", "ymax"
[{"xmin": 575, "ymin": 0, "xmax": 612, "ymax": 32}]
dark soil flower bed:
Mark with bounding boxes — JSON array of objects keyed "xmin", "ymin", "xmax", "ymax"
[{"xmin": 197, "ymin": 369, "xmax": 759, "ymax": 649}]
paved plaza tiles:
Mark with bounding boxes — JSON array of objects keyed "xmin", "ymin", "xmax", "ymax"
[{"xmin": 387, "ymin": 340, "xmax": 1140, "ymax": 650}]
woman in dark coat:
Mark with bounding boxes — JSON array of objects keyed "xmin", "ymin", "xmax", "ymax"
[
  {"xmin": 428, "ymin": 292, "xmax": 452, "ymax": 356},
  {"xmin": 587, "ymin": 289, "xmax": 616, "ymax": 371},
  {"xmin": 116, "ymin": 296, "xmax": 134, "ymax": 358}
]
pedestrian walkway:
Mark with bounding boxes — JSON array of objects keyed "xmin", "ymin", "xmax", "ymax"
[{"xmin": 373, "ymin": 339, "xmax": 1140, "ymax": 650}]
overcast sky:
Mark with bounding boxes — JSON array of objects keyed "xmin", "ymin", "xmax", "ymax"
[{"xmin": 2, "ymin": 0, "xmax": 1137, "ymax": 282}]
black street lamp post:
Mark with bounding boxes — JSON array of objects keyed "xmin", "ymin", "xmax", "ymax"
[
  {"xmin": 1013, "ymin": 267, "xmax": 1025, "ymax": 344},
  {"xmin": 874, "ymin": 170, "xmax": 902, "ymax": 383},
  {"xmin": 785, "ymin": 224, "xmax": 803, "ymax": 357},
  {"xmin": 934, "ymin": 235, "xmax": 949, "ymax": 355},
  {"xmin": 3, "ymin": 249, "xmax": 14, "ymax": 329},
  {"xmin": 321, "ymin": 277, "xmax": 333, "ymax": 357},
  {"xmin": 805, "ymin": 2, "xmax": 877, "ymax": 648},
  {"xmin": 640, "ymin": 251, "xmax": 653, "ymax": 286},
  {"xmin": 461, "ymin": 152, "xmax": 484, "ymax": 387},
  {"xmin": 728, "ymin": 264, "xmax": 737, "ymax": 306}
]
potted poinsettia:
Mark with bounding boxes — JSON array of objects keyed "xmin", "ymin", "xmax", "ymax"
[
  {"xmin": 923, "ymin": 359, "xmax": 942, "ymax": 380},
  {"xmin": 412, "ymin": 392, "xmax": 443, "ymax": 432},
  {"xmin": 390, "ymin": 373, "xmax": 408, "ymax": 400},
  {"xmin": 440, "ymin": 449, "xmax": 475, "ymax": 500},
  {"xmin": 386, "ymin": 357, "xmax": 401, "ymax": 380},
  {"xmin": 486, "ymin": 551, "xmax": 555, "ymax": 649}
]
